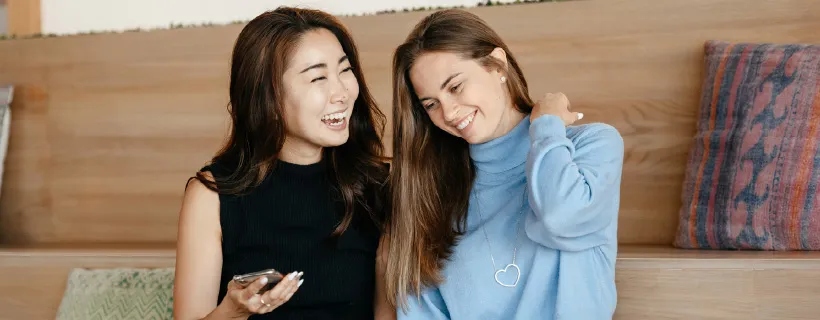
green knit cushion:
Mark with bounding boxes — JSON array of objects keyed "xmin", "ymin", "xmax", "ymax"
[{"xmin": 56, "ymin": 268, "xmax": 175, "ymax": 320}]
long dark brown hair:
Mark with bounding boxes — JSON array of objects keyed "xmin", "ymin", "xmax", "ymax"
[
  {"xmin": 386, "ymin": 9, "xmax": 534, "ymax": 308},
  {"xmin": 195, "ymin": 7, "xmax": 388, "ymax": 234}
]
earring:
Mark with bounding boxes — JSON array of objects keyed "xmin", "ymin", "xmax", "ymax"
[{"xmin": 500, "ymin": 76, "xmax": 506, "ymax": 83}]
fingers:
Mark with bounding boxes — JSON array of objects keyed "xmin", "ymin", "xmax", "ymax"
[
  {"xmin": 554, "ymin": 93, "xmax": 584, "ymax": 125},
  {"xmin": 226, "ymin": 276, "xmax": 263, "ymax": 307},
  {"xmin": 245, "ymin": 293, "xmax": 267, "ymax": 314},
  {"xmin": 243, "ymin": 275, "xmax": 270, "ymax": 300},
  {"xmin": 226, "ymin": 279, "xmax": 242, "ymax": 291},
  {"xmin": 251, "ymin": 292, "xmax": 277, "ymax": 314},
  {"xmin": 224, "ymin": 270, "xmax": 305, "ymax": 316},
  {"xmin": 231, "ymin": 276, "xmax": 270, "ymax": 314},
  {"xmin": 567, "ymin": 112, "xmax": 583, "ymax": 126},
  {"xmin": 547, "ymin": 92, "xmax": 581, "ymax": 125},
  {"xmin": 261, "ymin": 271, "xmax": 303, "ymax": 312},
  {"xmin": 533, "ymin": 92, "xmax": 583, "ymax": 127},
  {"xmin": 542, "ymin": 92, "xmax": 569, "ymax": 106},
  {"xmin": 244, "ymin": 271, "xmax": 303, "ymax": 314}
]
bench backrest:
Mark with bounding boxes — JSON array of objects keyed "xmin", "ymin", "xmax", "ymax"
[{"xmin": 0, "ymin": 0, "xmax": 818, "ymax": 245}]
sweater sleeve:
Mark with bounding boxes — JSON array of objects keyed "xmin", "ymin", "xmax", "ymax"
[
  {"xmin": 524, "ymin": 115, "xmax": 624, "ymax": 252},
  {"xmin": 397, "ymin": 287, "xmax": 450, "ymax": 320}
]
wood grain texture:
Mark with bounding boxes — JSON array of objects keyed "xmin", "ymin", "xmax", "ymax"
[
  {"xmin": 0, "ymin": 0, "xmax": 819, "ymax": 245},
  {"xmin": 2, "ymin": 245, "xmax": 818, "ymax": 319},
  {"xmin": 614, "ymin": 268, "xmax": 820, "ymax": 320},
  {"xmin": 614, "ymin": 247, "xmax": 820, "ymax": 319},
  {"xmin": 6, "ymin": 0, "xmax": 40, "ymax": 36}
]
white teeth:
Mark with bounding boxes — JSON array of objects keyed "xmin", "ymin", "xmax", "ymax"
[
  {"xmin": 322, "ymin": 111, "xmax": 346, "ymax": 127},
  {"xmin": 322, "ymin": 112, "xmax": 345, "ymax": 121},
  {"xmin": 456, "ymin": 113, "xmax": 475, "ymax": 130}
]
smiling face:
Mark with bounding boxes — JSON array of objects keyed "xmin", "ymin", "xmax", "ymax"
[
  {"xmin": 281, "ymin": 28, "xmax": 360, "ymax": 153},
  {"xmin": 409, "ymin": 48, "xmax": 521, "ymax": 144}
]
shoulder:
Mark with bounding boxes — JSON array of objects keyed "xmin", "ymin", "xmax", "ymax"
[
  {"xmin": 194, "ymin": 158, "xmax": 238, "ymax": 194},
  {"xmin": 566, "ymin": 123, "xmax": 623, "ymax": 151},
  {"xmin": 178, "ymin": 169, "xmax": 221, "ymax": 238},
  {"xmin": 174, "ymin": 170, "xmax": 223, "ymax": 320},
  {"xmin": 184, "ymin": 158, "xmax": 225, "ymax": 208},
  {"xmin": 183, "ymin": 170, "xmax": 219, "ymax": 207},
  {"xmin": 565, "ymin": 123, "xmax": 624, "ymax": 164},
  {"xmin": 567, "ymin": 122, "xmax": 622, "ymax": 141}
]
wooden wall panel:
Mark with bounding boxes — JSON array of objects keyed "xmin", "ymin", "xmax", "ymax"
[
  {"xmin": 6, "ymin": 0, "xmax": 40, "ymax": 36},
  {"xmin": 0, "ymin": 0, "xmax": 819, "ymax": 245}
]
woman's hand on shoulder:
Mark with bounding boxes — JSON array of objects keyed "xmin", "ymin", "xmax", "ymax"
[{"xmin": 531, "ymin": 92, "xmax": 583, "ymax": 126}]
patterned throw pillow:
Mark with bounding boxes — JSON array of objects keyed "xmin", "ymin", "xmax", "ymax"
[
  {"xmin": 56, "ymin": 268, "xmax": 175, "ymax": 320},
  {"xmin": 675, "ymin": 40, "xmax": 820, "ymax": 250}
]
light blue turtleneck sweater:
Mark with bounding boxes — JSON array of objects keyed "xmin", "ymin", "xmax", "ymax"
[{"xmin": 397, "ymin": 115, "xmax": 624, "ymax": 320}]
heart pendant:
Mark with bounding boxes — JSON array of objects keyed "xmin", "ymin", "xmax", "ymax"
[{"xmin": 494, "ymin": 263, "xmax": 521, "ymax": 287}]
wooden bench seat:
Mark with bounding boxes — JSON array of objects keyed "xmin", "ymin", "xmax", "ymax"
[
  {"xmin": 616, "ymin": 246, "xmax": 820, "ymax": 319},
  {"xmin": 3, "ymin": 244, "xmax": 820, "ymax": 320}
]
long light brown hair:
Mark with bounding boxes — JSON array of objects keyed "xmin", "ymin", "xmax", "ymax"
[
  {"xmin": 196, "ymin": 7, "xmax": 389, "ymax": 234},
  {"xmin": 386, "ymin": 9, "xmax": 534, "ymax": 308}
]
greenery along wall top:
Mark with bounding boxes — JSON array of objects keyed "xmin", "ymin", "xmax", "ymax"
[{"xmin": 0, "ymin": 0, "xmax": 572, "ymax": 40}]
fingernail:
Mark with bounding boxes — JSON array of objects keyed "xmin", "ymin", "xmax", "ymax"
[
  {"xmin": 298, "ymin": 279, "xmax": 304, "ymax": 287},
  {"xmin": 288, "ymin": 272, "xmax": 296, "ymax": 280},
  {"xmin": 260, "ymin": 276, "xmax": 268, "ymax": 285},
  {"xmin": 297, "ymin": 271, "xmax": 304, "ymax": 278},
  {"xmin": 577, "ymin": 113, "xmax": 584, "ymax": 120}
]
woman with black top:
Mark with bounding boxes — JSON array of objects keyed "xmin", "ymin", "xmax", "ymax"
[{"xmin": 173, "ymin": 7, "xmax": 393, "ymax": 320}]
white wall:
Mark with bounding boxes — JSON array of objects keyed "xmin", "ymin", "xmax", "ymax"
[
  {"xmin": 0, "ymin": 6, "xmax": 7, "ymax": 35},
  {"xmin": 42, "ymin": 0, "xmax": 518, "ymax": 35}
]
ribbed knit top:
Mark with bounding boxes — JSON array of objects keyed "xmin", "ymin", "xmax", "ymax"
[{"xmin": 204, "ymin": 158, "xmax": 382, "ymax": 319}]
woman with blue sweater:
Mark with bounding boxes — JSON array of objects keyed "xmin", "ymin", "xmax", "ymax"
[{"xmin": 384, "ymin": 9, "xmax": 624, "ymax": 319}]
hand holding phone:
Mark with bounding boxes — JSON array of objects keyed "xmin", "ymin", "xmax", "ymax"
[
  {"xmin": 221, "ymin": 269, "xmax": 304, "ymax": 316},
  {"xmin": 233, "ymin": 269, "xmax": 284, "ymax": 293}
]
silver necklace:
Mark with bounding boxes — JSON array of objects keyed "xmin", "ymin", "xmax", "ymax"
[{"xmin": 472, "ymin": 190, "xmax": 527, "ymax": 288}]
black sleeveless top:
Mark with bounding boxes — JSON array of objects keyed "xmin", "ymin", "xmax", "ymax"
[{"xmin": 203, "ymin": 158, "xmax": 385, "ymax": 319}]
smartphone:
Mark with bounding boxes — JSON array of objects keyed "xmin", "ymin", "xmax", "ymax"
[{"xmin": 233, "ymin": 269, "xmax": 283, "ymax": 293}]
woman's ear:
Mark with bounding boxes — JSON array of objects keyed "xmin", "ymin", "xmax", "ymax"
[{"xmin": 488, "ymin": 47, "xmax": 509, "ymax": 72}]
